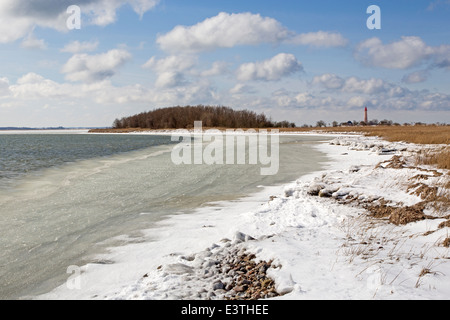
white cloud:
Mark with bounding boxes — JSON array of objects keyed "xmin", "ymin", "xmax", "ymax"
[
  {"xmin": 0, "ymin": 77, "xmax": 11, "ymax": 97},
  {"xmin": 61, "ymin": 49, "xmax": 132, "ymax": 83},
  {"xmin": 2, "ymin": 69, "xmax": 450, "ymax": 128},
  {"xmin": 427, "ymin": 0, "xmax": 450, "ymax": 11},
  {"xmin": 354, "ymin": 36, "xmax": 450, "ymax": 71},
  {"xmin": 312, "ymin": 73, "xmax": 345, "ymax": 89},
  {"xmin": 157, "ymin": 12, "xmax": 347, "ymax": 53},
  {"xmin": 354, "ymin": 36, "xmax": 435, "ymax": 69},
  {"xmin": 128, "ymin": 0, "xmax": 160, "ymax": 19},
  {"xmin": 236, "ymin": 53, "xmax": 303, "ymax": 82},
  {"xmin": 342, "ymin": 77, "xmax": 391, "ymax": 95},
  {"xmin": 157, "ymin": 12, "xmax": 290, "ymax": 53},
  {"xmin": 16, "ymin": 73, "xmax": 47, "ymax": 85},
  {"xmin": 142, "ymin": 55, "xmax": 196, "ymax": 72},
  {"xmin": 61, "ymin": 40, "xmax": 99, "ymax": 53},
  {"xmin": 347, "ymin": 96, "xmax": 369, "ymax": 108},
  {"xmin": 307, "ymin": 72, "xmax": 450, "ymax": 112},
  {"xmin": 402, "ymin": 70, "xmax": 429, "ymax": 84},
  {"xmin": 229, "ymin": 83, "xmax": 255, "ymax": 95},
  {"xmin": 10, "ymin": 73, "xmax": 76, "ymax": 100},
  {"xmin": 154, "ymin": 71, "xmax": 187, "ymax": 88},
  {"xmin": 289, "ymin": 31, "xmax": 348, "ymax": 48},
  {"xmin": 0, "ymin": 0, "xmax": 159, "ymax": 43},
  {"xmin": 142, "ymin": 55, "xmax": 197, "ymax": 88},
  {"xmin": 312, "ymin": 74, "xmax": 392, "ymax": 95},
  {"xmin": 433, "ymin": 44, "xmax": 450, "ymax": 69},
  {"xmin": 201, "ymin": 61, "xmax": 229, "ymax": 77},
  {"xmin": 20, "ymin": 31, "xmax": 47, "ymax": 50}
]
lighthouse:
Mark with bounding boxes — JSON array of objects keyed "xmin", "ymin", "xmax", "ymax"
[{"xmin": 364, "ymin": 107, "xmax": 368, "ymax": 124}]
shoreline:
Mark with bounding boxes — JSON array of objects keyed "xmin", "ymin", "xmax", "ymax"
[{"xmin": 38, "ymin": 133, "xmax": 449, "ymax": 300}]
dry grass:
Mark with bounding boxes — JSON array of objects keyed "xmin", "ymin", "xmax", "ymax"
[
  {"xmin": 284, "ymin": 125, "xmax": 450, "ymax": 145},
  {"xmin": 443, "ymin": 238, "xmax": 450, "ymax": 248},
  {"xmin": 415, "ymin": 147, "xmax": 450, "ymax": 170},
  {"xmin": 389, "ymin": 204, "xmax": 429, "ymax": 226},
  {"xmin": 296, "ymin": 125, "xmax": 449, "ymax": 170}
]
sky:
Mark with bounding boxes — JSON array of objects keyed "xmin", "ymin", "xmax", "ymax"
[{"xmin": 0, "ymin": 0, "xmax": 449, "ymax": 127}]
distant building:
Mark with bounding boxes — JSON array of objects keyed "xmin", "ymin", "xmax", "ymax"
[{"xmin": 364, "ymin": 107, "xmax": 368, "ymax": 123}]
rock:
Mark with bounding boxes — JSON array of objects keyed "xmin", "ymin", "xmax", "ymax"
[
  {"xmin": 225, "ymin": 283, "xmax": 234, "ymax": 291},
  {"xmin": 233, "ymin": 231, "xmax": 246, "ymax": 242},
  {"xmin": 307, "ymin": 183, "xmax": 325, "ymax": 196},
  {"xmin": 332, "ymin": 188, "xmax": 350, "ymax": 198},
  {"xmin": 318, "ymin": 188, "xmax": 333, "ymax": 198},
  {"xmin": 180, "ymin": 254, "xmax": 195, "ymax": 262},
  {"xmin": 377, "ymin": 148, "xmax": 397, "ymax": 155},
  {"xmin": 259, "ymin": 265, "xmax": 267, "ymax": 274},
  {"xmin": 212, "ymin": 280, "xmax": 225, "ymax": 290},
  {"xmin": 234, "ymin": 285, "xmax": 247, "ymax": 292},
  {"xmin": 209, "ymin": 243, "xmax": 220, "ymax": 250},
  {"xmin": 227, "ymin": 269, "xmax": 236, "ymax": 277},
  {"xmin": 155, "ymin": 244, "xmax": 285, "ymax": 301},
  {"xmin": 203, "ymin": 260, "xmax": 218, "ymax": 268},
  {"xmin": 233, "ymin": 231, "xmax": 255, "ymax": 243},
  {"xmin": 284, "ymin": 188, "xmax": 294, "ymax": 197}
]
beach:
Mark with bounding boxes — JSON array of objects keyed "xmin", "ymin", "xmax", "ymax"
[{"xmin": 38, "ymin": 132, "xmax": 450, "ymax": 300}]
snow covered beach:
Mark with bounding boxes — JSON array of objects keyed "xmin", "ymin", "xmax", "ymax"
[{"xmin": 39, "ymin": 133, "xmax": 450, "ymax": 300}]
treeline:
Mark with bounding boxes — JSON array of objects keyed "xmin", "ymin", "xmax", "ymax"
[{"xmin": 112, "ymin": 105, "xmax": 296, "ymax": 129}]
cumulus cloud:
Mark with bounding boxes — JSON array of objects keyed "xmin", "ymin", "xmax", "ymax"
[
  {"xmin": 157, "ymin": 12, "xmax": 348, "ymax": 53},
  {"xmin": 342, "ymin": 77, "xmax": 392, "ymax": 95},
  {"xmin": 61, "ymin": 49, "xmax": 132, "ymax": 83},
  {"xmin": 6, "ymin": 71, "xmax": 218, "ymax": 108},
  {"xmin": 271, "ymin": 84, "xmax": 450, "ymax": 113},
  {"xmin": 154, "ymin": 72, "xmax": 187, "ymax": 88},
  {"xmin": 142, "ymin": 55, "xmax": 196, "ymax": 73},
  {"xmin": 353, "ymin": 36, "xmax": 450, "ymax": 70},
  {"xmin": 128, "ymin": 0, "xmax": 160, "ymax": 19},
  {"xmin": 236, "ymin": 53, "xmax": 303, "ymax": 82},
  {"xmin": 311, "ymin": 73, "xmax": 345, "ymax": 89},
  {"xmin": 289, "ymin": 31, "xmax": 348, "ymax": 48},
  {"xmin": 20, "ymin": 31, "xmax": 47, "ymax": 50},
  {"xmin": 354, "ymin": 36, "xmax": 434, "ymax": 69},
  {"xmin": 2, "ymin": 69, "xmax": 450, "ymax": 128},
  {"xmin": 432, "ymin": 44, "xmax": 450, "ymax": 69},
  {"xmin": 60, "ymin": 40, "xmax": 99, "ymax": 53},
  {"xmin": 0, "ymin": 77, "xmax": 11, "ymax": 97},
  {"xmin": 0, "ymin": 0, "xmax": 159, "ymax": 43},
  {"xmin": 8, "ymin": 73, "xmax": 79, "ymax": 101},
  {"xmin": 157, "ymin": 12, "xmax": 290, "ymax": 53},
  {"xmin": 142, "ymin": 55, "xmax": 197, "ymax": 88},
  {"xmin": 307, "ymin": 72, "xmax": 450, "ymax": 111},
  {"xmin": 402, "ymin": 70, "xmax": 429, "ymax": 84},
  {"xmin": 229, "ymin": 83, "xmax": 256, "ymax": 95},
  {"xmin": 201, "ymin": 61, "xmax": 229, "ymax": 77},
  {"xmin": 312, "ymin": 73, "xmax": 403, "ymax": 96},
  {"xmin": 347, "ymin": 96, "xmax": 371, "ymax": 108}
]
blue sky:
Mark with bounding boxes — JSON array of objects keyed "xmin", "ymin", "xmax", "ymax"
[{"xmin": 0, "ymin": 0, "xmax": 449, "ymax": 127}]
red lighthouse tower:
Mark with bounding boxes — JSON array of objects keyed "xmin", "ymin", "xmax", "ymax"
[{"xmin": 364, "ymin": 107, "xmax": 368, "ymax": 124}]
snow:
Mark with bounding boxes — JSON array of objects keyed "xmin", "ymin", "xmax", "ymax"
[{"xmin": 38, "ymin": 134, "xmax": 450, "ymax": 300}]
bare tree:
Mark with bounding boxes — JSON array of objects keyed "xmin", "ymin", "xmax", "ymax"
[{"xmin": 316, "ymin": 120, "xmax": 327, "ymax": 128}]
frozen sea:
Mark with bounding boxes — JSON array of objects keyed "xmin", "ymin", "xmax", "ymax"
[{"xmin": 0, "ymin": 130, "xmax": 331, "ymax": 299}]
